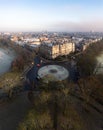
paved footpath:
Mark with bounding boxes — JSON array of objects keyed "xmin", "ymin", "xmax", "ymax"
[{"xmin": 0, "ymin": 92, "xmax": 32, "ymax": 130}]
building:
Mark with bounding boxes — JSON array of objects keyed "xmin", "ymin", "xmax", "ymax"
[
  {"xmin": 39, "ymin": 40, "xmax": 75, "ymax": 59},
  {"xmin": 60, "ymin": 42, "xmax": 75, "ymax": 55}
]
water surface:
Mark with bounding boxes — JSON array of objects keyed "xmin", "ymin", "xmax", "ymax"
[{"xmin": 0, "ymin": 48, "xmax": 15, "ymax": 75}]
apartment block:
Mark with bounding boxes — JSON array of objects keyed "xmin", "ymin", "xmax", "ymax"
[{"xmin": 39, "ymin": 40, "xmax": 75, "ymax": 59}]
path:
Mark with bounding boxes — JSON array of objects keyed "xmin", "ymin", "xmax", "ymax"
[{"xmin": 0, "ymin": 92, "xmax": 32, "ymax": 130}]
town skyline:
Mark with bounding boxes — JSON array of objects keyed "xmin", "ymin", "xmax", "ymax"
[{"xmin": 0, "ymin": 0, "xmax": 103, "ymax": 32}]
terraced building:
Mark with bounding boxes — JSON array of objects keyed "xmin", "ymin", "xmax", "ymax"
[{"xmin": 39, "ymin": 39, "xmax": 75, "ymax": 59}]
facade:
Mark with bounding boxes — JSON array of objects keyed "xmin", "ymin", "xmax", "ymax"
[
  {"xmin": 39, "ymin": 41, "xmax": 75, "ymax": 59},
  {"xmin": 59, "ymin": 42, "xmax": 75, "ymax": 55}
]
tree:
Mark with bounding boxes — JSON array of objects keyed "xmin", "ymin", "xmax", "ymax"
[
  {"xmin": 77, "ymin": 53, "xmax": 97, "ymax": 77},
  {"xmin": 77, "ymin": 76, "xmax": 102, "ymax": 107},
  {"xmin": 18, "ymin": 80, "xmax": 85, "ymax": 130}
]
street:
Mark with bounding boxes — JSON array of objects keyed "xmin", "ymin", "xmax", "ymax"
[{"xmin": 25, "ymin": 55, "xmax": 80, "ymax": 91}]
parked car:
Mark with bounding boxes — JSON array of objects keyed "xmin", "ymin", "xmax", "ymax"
[
  {"xmin": 37, "ymin": 64, "xmax": 40, "ymax": 67},
  {"xmin": 36, "ymin": 75, "xmax": 41, "ymax": 80}
]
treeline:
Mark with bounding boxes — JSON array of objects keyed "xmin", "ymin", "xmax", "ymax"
[
  {"xmin": 0, "ymin": 37, "xmax": 35, "ymax": 72},
  {"xmin": 86, "ymin": 40, "xmax": 103, "ymax": 56},
  {"xmin": 0, "ymin": 37, "xmax": 12, "ymax": 47},
  {"xmin": 76, "ymin": 40, "xmax": 103, "ymax": 77},
  {"xmin": 11, "ymin": 46, "xmax": 35, "ymax": 72},
  {"xmin": 1, "ymin": 38, "xmax": 36, "ymax": 70},
  {"xmin": 76, "ymin": 40, "xmax": 103, "ymax": 105}
]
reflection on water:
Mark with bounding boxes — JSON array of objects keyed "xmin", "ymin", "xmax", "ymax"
[{"xmin": 0, "ymin": 48, "xmax": 15, "ymax": 75}]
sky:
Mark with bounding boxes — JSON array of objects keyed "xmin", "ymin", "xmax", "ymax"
[{"xmin": 0, "ymin": 0, "xmax": 103, "ymax": 32}]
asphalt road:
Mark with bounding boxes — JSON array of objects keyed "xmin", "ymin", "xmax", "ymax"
[
  {"xmin": 25, "ymin": 56, "xmax": 41, "ymax": 90},
  {"xmin": 25, "ymin": 56, "xmax": 80, "ymax": 91}
]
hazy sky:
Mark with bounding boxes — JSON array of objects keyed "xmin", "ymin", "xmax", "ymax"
[{"xmin": 0, "ymin": 0, "xmax": 103, "ymax": 32}]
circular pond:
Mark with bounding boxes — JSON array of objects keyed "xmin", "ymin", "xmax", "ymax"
[{"xmin": 38, "ymin": 65, "xmax": 69, "ymax": 81}]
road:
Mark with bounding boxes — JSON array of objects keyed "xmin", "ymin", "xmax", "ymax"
[
  {"xmin": 25, "ymin": 55, "xmax": 41, "ymax": 90},
  {"xmin": 0, "ymin": 55, "xmax": 102, "ymax": 130},
  {"xmin": 25, "ymin": 55, "xmax": 80, "ymax": 91},
  {"xmin": 0, "ymin": 56, "xmax": 42, "ymax": 130}
]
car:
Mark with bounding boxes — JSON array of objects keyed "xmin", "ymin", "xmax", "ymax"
[
  {"xmin": 37, "ymin": 64, "xmax": 40, "ymax": 67},
  {"xmin": 36, "ymin": 75, "xmax": 41, "ymax": 80},
  {"xmin": 71, "ymin": 56, "xmax": 75, "ymax": 60}
]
